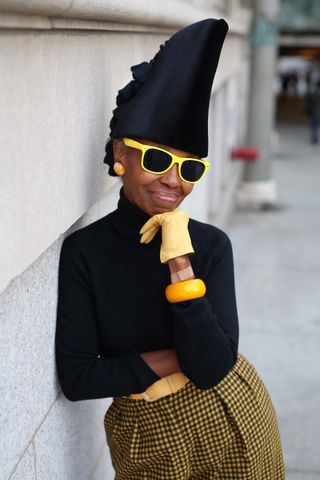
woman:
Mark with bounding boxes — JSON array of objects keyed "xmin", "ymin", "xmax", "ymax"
[{"xmin": 55, "ymin": 18, "xmax": 285, "ymax": 479}]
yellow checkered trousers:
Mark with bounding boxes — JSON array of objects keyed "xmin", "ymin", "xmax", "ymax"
[{"xmin": 104, "ymin": 353, "xmax": 285, "ymax": 479}]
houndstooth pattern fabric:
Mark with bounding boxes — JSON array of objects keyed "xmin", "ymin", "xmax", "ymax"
[{"xmin": 104, "ymin": 353, "xmax": 285, "ymax": 479}]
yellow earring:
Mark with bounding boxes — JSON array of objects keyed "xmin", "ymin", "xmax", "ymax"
[{"xmin": 113, "ymin": 162, "xmax": 126, "ymax": 176}]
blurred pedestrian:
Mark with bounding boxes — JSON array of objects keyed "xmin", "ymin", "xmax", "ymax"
[{"xmin": 305, "ymin": 68, "xmax": 320, "ymax": 144}]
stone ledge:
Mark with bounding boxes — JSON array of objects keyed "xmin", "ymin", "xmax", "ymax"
[
  {"xmin": 0, "ymin": 0, "xmax": 250, "ymax": 34},
  {"xmin": 0, "ymin": 0, "xmax": 214, "ymax": 28}
]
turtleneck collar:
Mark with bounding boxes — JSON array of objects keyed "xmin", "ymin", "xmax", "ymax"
[{"xmin": 112, "ymin": 187, "xmax": 152, "ymax": 242}]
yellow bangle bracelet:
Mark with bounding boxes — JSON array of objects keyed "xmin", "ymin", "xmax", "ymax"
[{"xmin": 165, "ymin": 278, "xmax": 206, "ymax": 303}]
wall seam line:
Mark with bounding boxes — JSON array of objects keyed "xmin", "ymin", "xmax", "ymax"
[{"xmin": 7, "ymin": 391, "xmax": 61, "ymax": 479}]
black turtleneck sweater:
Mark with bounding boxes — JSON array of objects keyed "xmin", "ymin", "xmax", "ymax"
[{"xmin": 55, "ymin": 188, "xmax": 239, "ymax": 401}]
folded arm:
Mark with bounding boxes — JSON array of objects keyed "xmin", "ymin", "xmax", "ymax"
[
  {"xmin": 168, "ymin": 236, "xmax": 239, "ymax": 389},
  {"xmin": 141, "ymin": 236, "xmax": 239, "ymax": 389},
  {"xmin": 55, "ymin": 237, "xmax": 161, "ymax": 401}
]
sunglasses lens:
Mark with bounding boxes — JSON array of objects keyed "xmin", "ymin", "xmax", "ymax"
[
  {"xmin": 143, "ymin": 149, "xmax": 172, "ymax": 172},
  {"xmin": 181, "ymin": 160, "xmax": 205, "ymax": 183},
  {"xmin": 142, "ymin": 146, "xmax": 206, "ymax": 183}
]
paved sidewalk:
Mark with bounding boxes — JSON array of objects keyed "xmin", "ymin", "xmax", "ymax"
[{"xmin": 228, "ymin": 123, "xmax": 320, "ymax": 479}]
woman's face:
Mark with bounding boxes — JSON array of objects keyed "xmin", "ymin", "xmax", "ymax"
[{"xmin": 113, "ymin": 138, "xmax": 194, "ymax": 216}]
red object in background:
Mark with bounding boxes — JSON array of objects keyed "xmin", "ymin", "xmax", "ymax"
[{"xmin": 231, "ymin": 147, "xmax": 259, "ymax": 162}]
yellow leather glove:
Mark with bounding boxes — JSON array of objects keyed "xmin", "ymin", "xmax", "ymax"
[{"xmin": 139, "ymin": 210, "xmax": 194, "ymax": 263}]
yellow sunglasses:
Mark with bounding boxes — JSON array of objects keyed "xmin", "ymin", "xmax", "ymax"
[{"xmin": 122, "ymin": 137, "xmax": 211, "ymax": 184}]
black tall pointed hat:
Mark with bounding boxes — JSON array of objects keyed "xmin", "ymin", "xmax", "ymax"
[{"xmin": 104, "ymin": 18, "xmax": 228, "ymax": 175}]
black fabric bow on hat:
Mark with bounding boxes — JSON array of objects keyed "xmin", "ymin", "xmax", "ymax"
[
  {"xmin": 104, "ymin": 43, "xmax": 167, "ymax": 176},
  {"xmin": 110, "ymin": 43, "xmax": 166, "ymax": 132}
]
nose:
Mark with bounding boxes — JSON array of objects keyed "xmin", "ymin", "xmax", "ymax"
[{"xmin": 159, "ymin": 163, "xmax": 181, "ymax": 188}]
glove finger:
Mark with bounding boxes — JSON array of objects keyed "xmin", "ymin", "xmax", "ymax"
[
  {"xmin": 140, "ymin": 225, "xmax": 160, "ymax": 243},
  {"xmin": 139, "ymin": 216, "xmax": 159, "ymax": 234},
  {"xmin": 140, "ymin": 232, "xmax": 153, "ymax": 244}
]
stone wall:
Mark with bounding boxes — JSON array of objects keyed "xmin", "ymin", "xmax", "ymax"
[{"xmin": 0, "ymin": 1, "xmax": 252, "ymax": 478}]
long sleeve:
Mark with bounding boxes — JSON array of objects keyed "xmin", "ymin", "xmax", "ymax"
[
  {"xmin": 55, "ymin": 237, "xmax": 161, "ymax": 401},
  {"xmin": 171, "ymin": 234, "xmax": 239, "ymax": 390}
]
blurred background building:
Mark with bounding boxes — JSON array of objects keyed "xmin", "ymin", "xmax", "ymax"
[
  {"xmin": 277, "ymin": 0, "xmax": 320, "ymax": 140},
  {"xmin": 0, "ymin": 0, "xmax": 319, "ymax": 479}
]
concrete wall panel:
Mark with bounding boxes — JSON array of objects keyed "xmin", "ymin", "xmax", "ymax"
[
  {"xmin": 10, "ymin": 444, "xmax": 36, "ymax": 480},
  {"xmin": 0, "ymin": 185, "xmax": 121, "ymax": 479},
  {"xmin": 33, "ymin": 395, "xmax": 111, "ymax": 480},
  {"xmin": 90, "ymin": 445, "xmax": 114, "ymax": 480},
  {"xmin": 0, "ymin": 238, "xmax": 62, "ymax": 479}
]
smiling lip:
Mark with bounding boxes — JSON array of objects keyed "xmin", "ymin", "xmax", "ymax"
[{"xmin": 151, "ymin": 191, "xmax": 179, "ymax": 203}]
